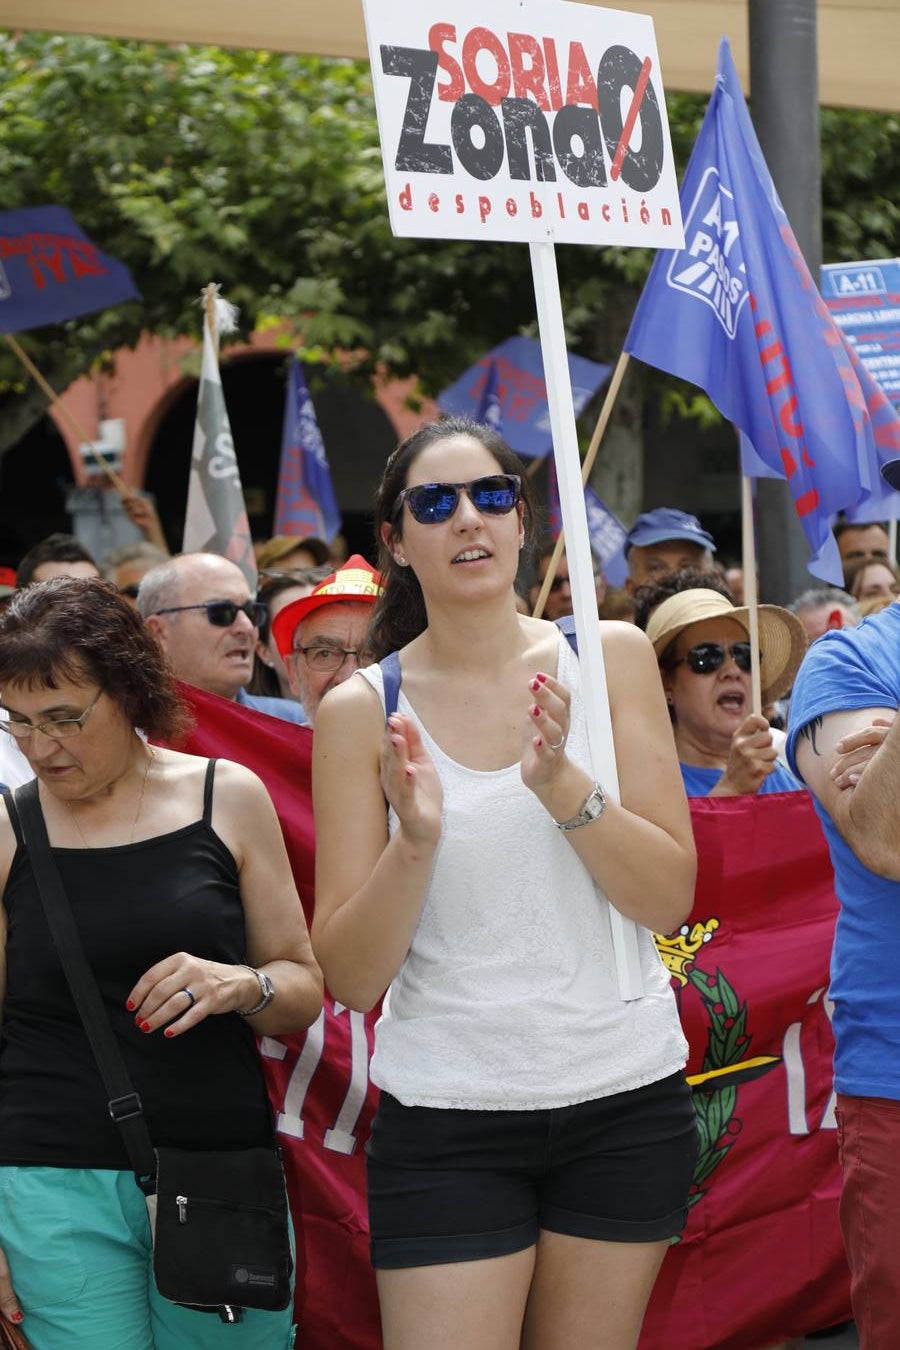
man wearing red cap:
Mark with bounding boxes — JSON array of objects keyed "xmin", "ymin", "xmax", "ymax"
[{"xmin": 272, "ymin": 554, "xmax": 383, "ymax": 727}]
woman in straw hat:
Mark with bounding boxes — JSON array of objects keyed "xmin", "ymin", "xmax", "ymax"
[{"xmin": 636, "ymin": 572, "xmax": 808, "ymax": 796}]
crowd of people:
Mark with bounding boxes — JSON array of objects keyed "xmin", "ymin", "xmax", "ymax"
[{"xmin": 0, "ymin": 424, "xmax": 897, "ymax": 1349}]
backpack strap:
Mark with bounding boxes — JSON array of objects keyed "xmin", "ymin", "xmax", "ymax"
[
  {"xmin": 380, "ymin": 651, "xmax": 402, "ymax": 721},
  {"xmin": 555, "ymin": 615, "xmax": 579, "ymax": 654}
]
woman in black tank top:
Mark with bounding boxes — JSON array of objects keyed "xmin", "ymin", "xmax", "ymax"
[{"xmin": 0, "ymin": 578, "xmax": 322, "ymax": 1347}]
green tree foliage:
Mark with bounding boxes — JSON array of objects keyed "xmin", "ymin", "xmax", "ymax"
[{"xmin": 0, "ymin": 30, "xmax": 897, "ymax": 455}]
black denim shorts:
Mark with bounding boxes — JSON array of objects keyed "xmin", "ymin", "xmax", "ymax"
[{"xmin": 366, "ymin": 1071, "xmax": 698, "ymax": 1269}]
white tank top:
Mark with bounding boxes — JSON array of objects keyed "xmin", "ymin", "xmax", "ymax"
[{"xmin": 357, "ymin": 637, "xmax": 687, "ymax": 1109}]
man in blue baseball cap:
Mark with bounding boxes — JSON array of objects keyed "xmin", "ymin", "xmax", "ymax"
[{"xmin": 624, "ymin": 507, "xmax": 718, "ymax": 595}]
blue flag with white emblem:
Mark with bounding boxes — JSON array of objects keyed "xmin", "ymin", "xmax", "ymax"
[{"xmin": 624, "ymin": 39, "xmax": 900, "ymax": 583}]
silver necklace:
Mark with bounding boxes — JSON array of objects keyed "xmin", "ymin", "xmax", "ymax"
[{"xmin": 65, "ymin": 744, "xmax": 155, "ymax": 847}]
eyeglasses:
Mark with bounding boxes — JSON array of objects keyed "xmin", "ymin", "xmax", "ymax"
[
  {"xmin": 290, "ymin": 644, "xmax": 370, "ymax": 673},
  {"xmin": 670, "ymin": 641, "xmax": 755, "ymax": 675},
  {"xmin": 0, "ymin": 691, "xmax": 102, "ymax": 740},
  {"xmin": 152, "ymin": 600, "xmax": 267, "ymax": 629},
  {"xmin": 392, "ymin": 474, "xmax": 521, "ymax": 525}
]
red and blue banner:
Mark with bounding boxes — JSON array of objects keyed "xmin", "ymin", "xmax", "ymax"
[
  {"xmin": 274, "ymin": 357, "xmax": 342, "ymax": 543},
  {"xmin": 0, "ymin": 205, "xmax": 139, "ymax": 333},
  {"xmin": 624, "ymin": 39, "xmax": 900, "ymax": 584},
  {"xmin": 437, "ymin": 335, "xmax": 610, "ymax": 459},
  {"xmin": 173, "ymin": 695, "xmax": 848, "ymax": 1350}
]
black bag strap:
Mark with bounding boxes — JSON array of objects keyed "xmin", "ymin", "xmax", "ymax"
[{"xmin": 13, "ymin": 780, "xmax": 157, "ymax": 1192}]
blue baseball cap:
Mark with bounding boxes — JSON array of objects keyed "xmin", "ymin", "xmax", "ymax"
[
  {"xmin": 624, "ymin": 508, "xmax": 717, "ymax": 555},
  {"xmin": 881, "ymin": 458, "xmax": 900, "ymax": 490}
]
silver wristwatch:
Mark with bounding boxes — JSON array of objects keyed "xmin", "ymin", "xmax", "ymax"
[
  {"xmin": 554, "ymin": 782, "xmax": 607, "ymax": 832},
  {"xmin": 236, "ymin": 966, "xmax": 275, "ymax": 1016}
]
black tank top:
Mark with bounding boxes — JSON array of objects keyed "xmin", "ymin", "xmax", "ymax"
[{"xmin": 0, "ymin": 761, "xmax": 274, "ymax": 1168}]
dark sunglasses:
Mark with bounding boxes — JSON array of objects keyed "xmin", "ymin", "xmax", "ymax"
[
  {"xmin": 671, "ymin": 641, "xmax": 756, "ymax": 675},
  {"xmin": 392, "ymin": 474, "xmax": 521, "ymax": 525},
  {"xmin": 152, "ymin": 600, "xmax": 267, "ymax": 628}
]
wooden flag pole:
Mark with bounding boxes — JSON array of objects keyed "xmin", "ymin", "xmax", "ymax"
[
  {"xmin": 532, "ymin": 351, "xmax": 631, "ymax": 619},
  {"xmin": 4, "ymin": 333, "xmax": 129, "ymax": 493},
  {"xmin": 203, "ymin": 282, "xmax": 220, "ymax": 357},
  {"xmin": 740, "ymin": 474, "xmax": 763, "ymax": 717}
]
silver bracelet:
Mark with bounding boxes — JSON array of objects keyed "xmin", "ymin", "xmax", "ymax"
[{"xmin": 236, "ymin": 965, "xmax": 275, "ymax": 1017}]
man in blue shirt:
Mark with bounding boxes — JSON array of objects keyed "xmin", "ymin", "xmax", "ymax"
[{"xmin": 786, "ymin": 456, "xmax": 900, "ymax": 1348}]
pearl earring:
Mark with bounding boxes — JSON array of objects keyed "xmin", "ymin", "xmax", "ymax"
[{"xmin": 395, "ymin": 555, "xmax": 407, "ymax": 566}]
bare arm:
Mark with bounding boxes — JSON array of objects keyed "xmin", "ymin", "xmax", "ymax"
[
  {"xmin": 524, "ymin": 623, "xmax": 696, "ymax": 934},
  {"xmin": 795, "ymin": 706, "xmax": 900, "ymax": 878},
  {"xmin": 129, "ymin": 762, "xmax": 323, "ymax": 1036},
  {"xmin": 312, "ymin": 678, "xmax": 443, "ymax": 1012}
]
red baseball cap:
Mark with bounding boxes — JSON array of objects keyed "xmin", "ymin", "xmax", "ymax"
[{"xmin": 272, "ymin": 554, "xmax": 384, "ymax": 659}]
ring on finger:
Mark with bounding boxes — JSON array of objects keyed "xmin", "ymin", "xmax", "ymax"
[
  {"xmin": 548, "ymin": 734, "xmax": 566, "ymax": 751},
  {"xmin": 181, "ymin": 988, "xmax": 196, "ymax": 1008}
]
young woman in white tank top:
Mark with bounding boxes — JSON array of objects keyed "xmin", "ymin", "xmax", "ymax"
[{"xmin": 312, "ymin": 419, "xmax": 698, "ymax": 1350}]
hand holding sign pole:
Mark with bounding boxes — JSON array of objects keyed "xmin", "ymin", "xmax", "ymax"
[{"xmin": 363, "ymin": 0, "xmax": 684, "ymax": 999}]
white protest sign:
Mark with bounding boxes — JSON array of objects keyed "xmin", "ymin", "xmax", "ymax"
[{"xmin": 363, "ymin": 0, "xmax": 684, "ymax": 247}]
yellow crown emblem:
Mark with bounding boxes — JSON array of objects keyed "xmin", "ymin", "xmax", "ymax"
[{"xmin": 654, "ymin": 918, "xmax": 720, "ymax": 986}]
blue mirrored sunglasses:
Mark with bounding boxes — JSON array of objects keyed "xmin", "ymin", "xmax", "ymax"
[{"xmin": 392, "ymin": 474, "xmax": 521, "ymax": 525}]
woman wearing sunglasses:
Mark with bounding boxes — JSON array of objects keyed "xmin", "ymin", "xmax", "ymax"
[
  {"xmin": 312, "ymin": 419, "xmax": 698, "ymax": 1350},
  {"xmin": 637, "ymin": 576, "xmax": 807, "ymax": 797}
]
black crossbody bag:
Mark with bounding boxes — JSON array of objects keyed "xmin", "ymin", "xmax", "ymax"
[{"xmin": 13, "ymin": 781, "xmax": 293, "ymax": 1325}]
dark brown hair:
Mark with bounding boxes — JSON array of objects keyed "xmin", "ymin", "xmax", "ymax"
[
  {"xmin": 631, "ymin": 566, "xmax": 735, "ymax": 664},
  {"xmin": 367, "ymin": 418, "xmax": 538, "ymax": 660},
  {"xmin": 0, "ymin": 577, "xmax": 190, "ymax": 741}
]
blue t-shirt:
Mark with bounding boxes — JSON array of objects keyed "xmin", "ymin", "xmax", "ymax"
[
  {"xmin": 786, "ymin": 603, "xmax": 900, "ymax": 1100},
  {"xmin": 680, "ymin": 761, "xmax": 803, "ymax": 797},
  {"xmin": 236, "ymin": 688, "xmax": 307, "ymax": 725}
]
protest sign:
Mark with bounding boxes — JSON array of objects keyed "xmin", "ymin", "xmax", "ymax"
[
  {"xmin": 363, "ymin": 0, "xmax": 683, "ymax": 247},
  {"xmin": 821, "ymin": 259, "xmax": 900, "ymax": 412},
  {"xmin": 364, "ymin": 0, "xmax": 684, "ymax": 997}
]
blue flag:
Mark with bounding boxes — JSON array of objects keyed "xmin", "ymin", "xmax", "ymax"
[
  {"xmin": 274, "ymin": 357, "xmax": 342, "ymax": 543},
  {"xmin": 475, "ymin": 360, "xmax": 504, "ymax": 431},
  {"xmin": 624, "ymin": 40, "xmax": 900, "ymax": 583},
  {"xmin": 547, "ymin": 462, "xmax": 628, "ymax": 586},
  {"xmin": 438, "ymin": 336, "xmax": 610, "ymax": 460},
  {"xmin": 0, "ymin": 206, "xmax": 139, "ymax": 334}
]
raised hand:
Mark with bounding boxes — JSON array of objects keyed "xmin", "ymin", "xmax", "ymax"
[
  {"xmin": 521, "ymin": 671, "xmax": 572, "ymax": 793},
  {"xmin": 380, "ymin": 713, "xmax": 443, "ymax": 847},
  {"xmin": 715, "ymin": 713, "xmax": 778, "ymax": 795}
]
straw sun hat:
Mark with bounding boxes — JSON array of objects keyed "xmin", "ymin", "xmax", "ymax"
[{"xmin": 644, "ymin": 588, "xmax": 808, "ymax": 704}]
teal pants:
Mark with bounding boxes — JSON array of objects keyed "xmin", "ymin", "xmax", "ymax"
[{"xmin": 0, "ymin": 1167, "xmax": 295, "ymax": 1349}]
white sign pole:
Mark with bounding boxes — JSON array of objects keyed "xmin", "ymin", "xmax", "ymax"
[{"xmin": 529, "ymin": 239, "xmax": 643, "ymax": 1000}]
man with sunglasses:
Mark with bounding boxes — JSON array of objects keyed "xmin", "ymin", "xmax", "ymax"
[
  {"xmin": 138, "ymin": 553, "xmax": 306, "ymax": 722},
  {"xmin": 786, "ymin": 458, "xmax": 900, "ymax": 1350}
]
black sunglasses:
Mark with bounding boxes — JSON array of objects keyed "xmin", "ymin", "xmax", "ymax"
[
  {"xmin": 671, "ymin": 641, "xmax": 756, "ymax": 675},
  {"xmin": 392, "ymin": 474, "xmax": 521, "ymax": 525},
  {"xmin": 152, "ymin": 600, "xmax": 267, "ymax": 629}
]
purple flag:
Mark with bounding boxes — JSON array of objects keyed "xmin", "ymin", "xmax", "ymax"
[
  {"xmin": 274, "ymin": 357, "xmax": 341, "ymax": 543},
  {"xmin": 0, "ymin": 206, "xmax": 139, "ymax": 333},
  {"xmin": 624, "ymin": 40, "xmax": 900, "ymax": 583}
]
